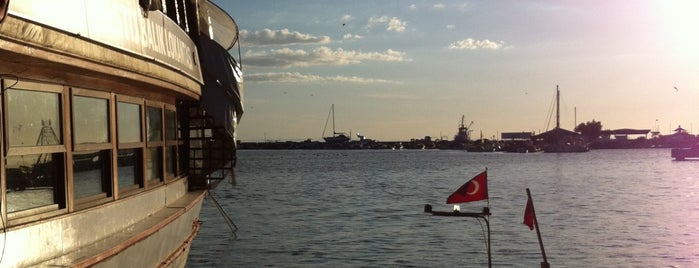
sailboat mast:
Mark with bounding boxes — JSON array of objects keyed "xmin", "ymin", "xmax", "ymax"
[
  {"xmin": 556, "ymin": 85, "xmax": 560, "ymax": 130},
  {"xmin": 332, "ymin": 104, "xmax": 336, "ymax": 135}
]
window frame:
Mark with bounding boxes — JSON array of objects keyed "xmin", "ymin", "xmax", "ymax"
[
  {"xmin": 145, "ymin": 101, "xmax": 165, "ymax": 186},
  {"xmin": 163, "ymin": 104, "xmax": 179, "ymax": 181},
  {"xmin": 70, "ymin": 88, "xmax": 114, "ymax": 209},
  {"xmin": 2, "ymin": 79, "xmax": 68, "ymax": 225},
  {"xmin": 115, "ymin": 95, "xmax": 146, "ymax": 195}
]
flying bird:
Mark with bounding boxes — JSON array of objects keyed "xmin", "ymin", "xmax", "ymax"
[{"xmin": 674, "ymin": 86, "xmax": 678, "ymax": 91}]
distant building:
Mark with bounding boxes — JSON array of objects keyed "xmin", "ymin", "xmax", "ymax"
[
  {"xmin": 501, "ymin": 132, "xmax": 534, "ymax": 141},
  {"xmin": 599, "ymin": 129, "xmax": 650, "ymax": 141}
]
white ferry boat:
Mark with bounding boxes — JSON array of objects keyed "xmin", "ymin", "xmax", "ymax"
[{"xmin": 0, "ymin": 0, "xmax": 242, "ymax": 266}]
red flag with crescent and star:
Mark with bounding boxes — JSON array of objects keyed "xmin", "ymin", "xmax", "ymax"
[{"xmin": 446, "ymin": 170, "xmax": 488, "ymax": 204}]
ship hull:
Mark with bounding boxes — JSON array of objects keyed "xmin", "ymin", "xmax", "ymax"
[{"xmin": 1, "ymin": 179, "xmax": 204, "ymax": 268}]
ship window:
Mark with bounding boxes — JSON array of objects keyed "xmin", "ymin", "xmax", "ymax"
[
  {"xmin": 146, "ymin": 147, "xmax": 163, "ymax": 183},
  {"xmin": 6, "ymin": 154, "xmax": 65, "ymax": 213},
  {"xmin": 73, "ymin": 96, "xmax": 109, "ymax": 144},
  {"xmin": 146, "ymin": 104, "xmax": 164, "ymax": 183},
  {"xmin": 71, "ymin": 90, "xmax": 113, "ymax": 206},
  {"xmin": 117, "ymin": 102, "xmax": 142, "ymax": 143},
  {"xmin": 116, "ymin": 98, "xmax": 145, "ymax": 193},
  {"xmin": 164, "ymin": 108, "xmax": 179, "ymax": 179},
  {"xmin": 73, "ymin": 150, "xmax": 111, "ymax": 200},
  {"xmin": 147, "ymin": 106, "xmax": 162, "ymax": 142},
  {"xmin": 117, "ymin": 148, "xmax": 142, "ymax": 192},
  {"xmin": 4, "ymin": 81, "xmax": 67, "ymax": 217},
  {"xmin": 7, "ymin": 89, "xmax": 62, "ymax": 147},
  {"xmin": 165, "ymin": 109, "xmax": 176, "ymax": 140},
  {"xmin": 165, "ymin": 146, "xmax": 176, "ymax": 179}
]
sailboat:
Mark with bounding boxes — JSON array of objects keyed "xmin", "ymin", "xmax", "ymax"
[
  {"xmin": 323, "ymin": 104, "xmax": 351, "ymax": 143},
  {"xmin": 533, "ymin": 86, "xmax": 589, "ymax": 153}
]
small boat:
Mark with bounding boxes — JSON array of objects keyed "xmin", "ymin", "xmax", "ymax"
[
  {"xmin": 532, "ymin": 86, "xmax": 589, "ymax": 153},
  {"xmin": 671, "ymin": 146, "xmax": 699, "ymax": 160},
  {"xmin": 323, "ymin": 104, "xmax": 351, "ymax": 143}
]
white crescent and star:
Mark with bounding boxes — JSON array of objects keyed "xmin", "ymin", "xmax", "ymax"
[{"xmin": 466, "ymin": 181, "xmax": 479, "ymax": 195}]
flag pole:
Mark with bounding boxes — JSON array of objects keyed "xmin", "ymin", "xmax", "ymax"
[
  {"xmin": 526, "ymin": 188, "xmax": 550, "ymax": 268},
  {"xmin": 484, "ymin": 167, "xmax": 491, "ymax": 267}
]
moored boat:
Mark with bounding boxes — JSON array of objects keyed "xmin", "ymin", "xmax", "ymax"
[
  {"xmin": 671, "ymin": 146, "xmax": 699, "ymax": 161},
  {"xmin": 322, "ymin": 104, "xmax": 350, "ymax": 144},
  {"xmin": 533, "ymin": 86, "xmax": 589, "ymax": 153},
  {"xmin": 0, "ymin": 0, "xmax": 242, "ymax": 266}
]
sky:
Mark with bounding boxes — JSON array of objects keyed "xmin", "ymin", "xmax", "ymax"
[{"xmin": 212, "ymin": 0, "xmax": 699, "ymax": 142}]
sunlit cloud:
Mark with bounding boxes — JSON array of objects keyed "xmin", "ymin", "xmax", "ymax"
[
  {"xmin": 448, "ymin": 38, "xmax": 509, "ymax": 50},
  {"xmin": 446, "ymin": 25, "xmax": 455, "ymax": 30},
  {"xmin": 367, "ymin": 16, "xmax": 407, "ymax": 32},
  {"xmin": 433, "ymin": 4, "xmax": 446, "ymax": 9},
  {"xmin": 246, "ymin": 72, "xmax": 400, "ymax": 84},
  {"xmin": 240, "ymin": 28, "xmax": 331, "ymax": 46},
  {"xmin": 244, "ymin": 47, "xmax": 410, "ymax": 68},
  {"xmin": 408, "ymin": 4, "xmax": 417, "ymax": 10},
  {"xmin": 341, "ymin": 14, "xmax": 353, "ymax": 23},
  {"xmin": 387, "ymin": 17, "xmax": 407, "ymax": 32}
]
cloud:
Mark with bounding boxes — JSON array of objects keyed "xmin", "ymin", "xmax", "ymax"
[
  {"xmin": 446, "ymin": 25, "xmax": 455, "ymax": 30},
  {"xmin": 244, "ymin": 47, "xmax": 410, "ymax": 68},
  {"xmin": 433, "ymin": 4, "xmax": 446, "ymax": 9},
  {"xmin": 240, "ymin": 28, "xmax": 331, "ymax": 46},
  {"xmin": 246, "ymin": 72, "xmax": 400, "ymax": 84},
  {"xmin": 408, "ymin": 4, "xmax": 417, "ymax": 10},
  {"xmin": 368, "ymin": 16, "xmax": 389, "ymax": 27},
  {"xmin": 387, "ymin": 17, "xmax": 407, "ymax": 32},
  {"xmin": 367, "ymin": 16, "xmax": 407, "ymax": 32},
  {"xmin": 341, "ymin": 14, "xmax": 353, "ymax": 23},
  {"xmin": 343, "ymin": 33, "xmax": 364, "ymax": 40},
  {"xmin": 448, "ymin": 38, "xmax": 509, "ymax": 50}
]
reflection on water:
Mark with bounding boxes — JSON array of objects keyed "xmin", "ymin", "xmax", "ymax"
[{"xmin": 188, "ymin": 149, "xmax": 699, "ymax": 267}]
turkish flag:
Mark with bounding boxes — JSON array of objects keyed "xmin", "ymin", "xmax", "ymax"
[
  {"xmin": 523, "ymin": 195, "xmax": 535, "ymax": 230},
  {"xmin": 446, "ymin": 170, "xmax": 488, "ymax": 204}
]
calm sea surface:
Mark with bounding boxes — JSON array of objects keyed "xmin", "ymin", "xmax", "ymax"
[{"xmin": 187, "ymin": 149, "xmax": 699, "ymax": 267}]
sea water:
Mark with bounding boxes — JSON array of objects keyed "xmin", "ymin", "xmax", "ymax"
[{"xmin": 187, "ymin": 149, "xmax": 699, "ymax": 267}]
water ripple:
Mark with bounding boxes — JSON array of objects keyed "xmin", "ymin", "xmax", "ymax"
[{"xmin": 188, "ymin": 149, "xmax": 699, "ymax": 267}]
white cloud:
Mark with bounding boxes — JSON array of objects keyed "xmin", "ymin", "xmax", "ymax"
[
  {"xmin": 240, "ymin": 28, "xmax": 331, "ymax": 46},
  {"xmin": 448, "ymin": 38, "xmax": 508, "ymax": 50},
  {"xmin": 368, "ymin": 16, "xmax": 389, "ymax": 27},
  {"xmin": 343, "ymin": 33, "xmax": 364, "ymax": 40},
  {"xmin": 433, "ymin": 4, "xmax": 446, "ymax": 9},
  {"xmin": 408, "ymin": 4, "xmax": 417, "ymax": 10},
  {"xmin": 367, "ymin": 16, "xmax": 407, "ymax": 32},
  {"xmin": 244, "ymin": 47, "xmax": 410, "ymax": 68},
  {"xmin": 341, "ymin": 14, "xmax": 353, "ymax": 23},
  {"xmin": 246, "ymin": 72, "xmax": 399, "ymax": 84},
  {"xmin": 446, "ymin": 25, "xmax": 455, "ymax": 30},
  {"xmin": 387, "ymin": 17, "xmax": 407, "ymax": 32}
]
